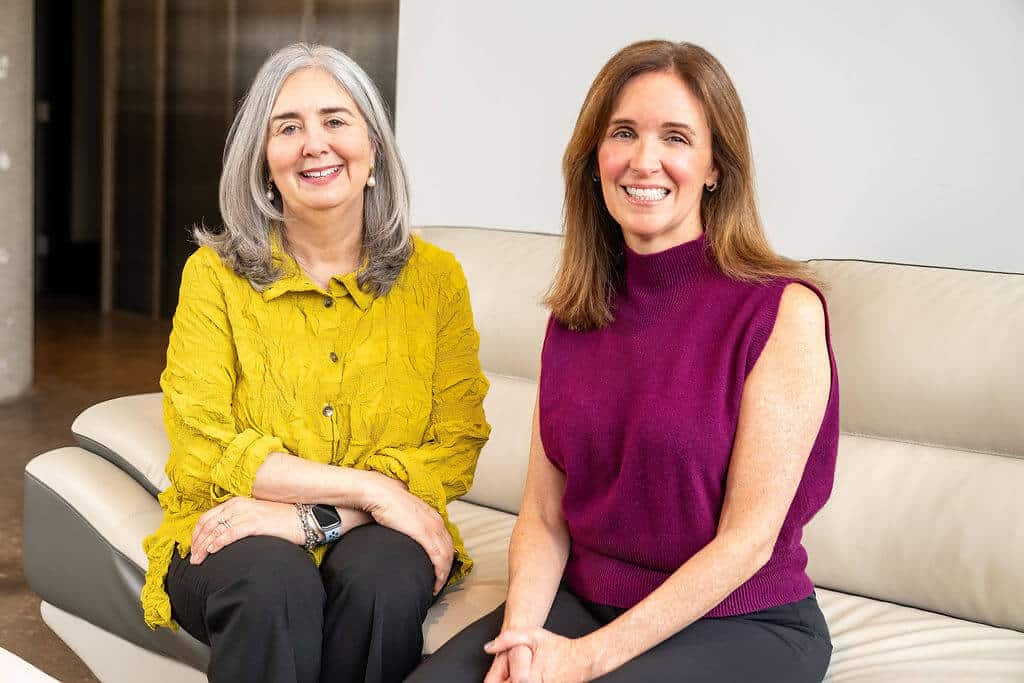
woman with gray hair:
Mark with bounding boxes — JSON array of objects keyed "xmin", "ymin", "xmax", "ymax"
[{"xmin": 139, "ymin": 43, "xmax": 490, "ymax": 683}]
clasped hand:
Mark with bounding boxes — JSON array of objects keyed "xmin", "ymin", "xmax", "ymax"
[{"xmin": 483, "ymin": 629, "xmax": 596, "ymax": 683}]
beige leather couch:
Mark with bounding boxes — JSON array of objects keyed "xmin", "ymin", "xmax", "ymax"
[{"xmin": 23, "ymin": 227, "xmax": 1024, "ymax": 681}]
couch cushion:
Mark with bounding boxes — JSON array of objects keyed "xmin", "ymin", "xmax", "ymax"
[
  {"xmin": 818, "ymin": 588, "xmax": 1024, "ymax": 682},
  {"xmin": 461, "ymin": 374, "xmax": 534, "ymax": 513},
  {"xmin": 809, "ymin": 259, "xmax": 1023, "ymax": 458},
  {"xmin": 424, "ymin": 500, "xmax": 515, "ymax": 653},
  {"xmin": 804, "ymin": 433, "xmax": 1024, "ymax": 633}
]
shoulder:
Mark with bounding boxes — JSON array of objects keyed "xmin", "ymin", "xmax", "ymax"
[
  {"xmin": 178, "ymin": 247, "xmax": 252, "ymax": 305},
  {"xmin": 182, "ymin": 245, "xmax": 232, "ymax": 278},
  {"xmin": 408, "ymin": 234, "xmax": 460, "ymax": 271},
  {"xmin": 774, "ymin": 282, "xmax": 826, "ymax": 342},
  {"xmin": 406, "ymin": 234, "xmax": 468, "ymax": 293}
]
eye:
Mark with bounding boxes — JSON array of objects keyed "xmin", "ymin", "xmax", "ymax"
[
  {"xmin": 325, "ymin": 117, "xmax": 346, "ymax": 129},
  {"xmin": 666, "ymin": 133, "xmax": 690, "ymax": 145},
  {"xmin": 611, "ymin": 128, "xmax": 635, "ymax": 140},
  {"xmin": 279, "ymin": 123, "xmax": 299, "ymax": 135}
]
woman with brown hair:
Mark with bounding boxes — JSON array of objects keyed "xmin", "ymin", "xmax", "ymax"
[{"xmin": 409, "ymin": 40, "xmax": 837, "ymax": 682}]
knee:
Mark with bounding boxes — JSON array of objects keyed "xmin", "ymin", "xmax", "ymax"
[
  {"xmin": 210, "ymin": 537, "xmax": 325, "ymax": 622},
  {"xmin": 323, "ymin": 530, "xmax": 433, "ymax": 615}
]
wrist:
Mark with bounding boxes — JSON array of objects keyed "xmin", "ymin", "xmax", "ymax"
[
  {"xmin": 342, "ymin": 468, "xmax": 379, "ymax": 510},
  {"xmin": 577, "ymin": 631, "xmax": 613, "ymax": 679}
]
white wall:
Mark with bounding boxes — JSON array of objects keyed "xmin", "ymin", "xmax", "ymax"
[{"xmin": 396, "ymin": 0, "xmax": 1024, "ymax": 272}]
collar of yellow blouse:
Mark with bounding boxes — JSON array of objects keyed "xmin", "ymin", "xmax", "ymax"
[{"xmin": 261, "ymin": 228, "xmax": 375, "ymax": 311}]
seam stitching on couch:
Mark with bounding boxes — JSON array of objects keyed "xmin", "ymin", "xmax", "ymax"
[{"xmin": 841, "ymin": 430, "xmax": 1020, "ymax": 460}]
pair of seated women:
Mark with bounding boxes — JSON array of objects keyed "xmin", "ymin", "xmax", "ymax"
[{"xmin": 141, "ymin": 39, "xmax": 838, "ymax": 683}]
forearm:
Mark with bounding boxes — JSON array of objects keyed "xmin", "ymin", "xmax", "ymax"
[
  {"xmin": 336, "ymin": 506, "xmax": 372, "ymax": 534},
  {"xmin": 580, "ymin": 531, "xmax": 769, "ymax": 677},
  {"xmin": 252, "ymin": 451, "xmax": 388, "ymax": 509},
  {"xmin": 502, "ymin": 513, "xmax": 571, "ymax": 630}
]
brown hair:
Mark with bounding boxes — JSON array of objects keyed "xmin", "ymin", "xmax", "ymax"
[{"xmin": 547, "ymin": 40, "xmax": 818, "ymax": 330}]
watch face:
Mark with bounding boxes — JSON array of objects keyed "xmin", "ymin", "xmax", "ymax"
[{"xmin": 312, "ymin": 505, "xmax": 340, "ymax": 528}]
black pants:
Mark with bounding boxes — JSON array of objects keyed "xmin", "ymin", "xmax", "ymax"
[
  {"xmin": 165, "ymin": 524, "xmax": 435, "ymax": 683},
  {"xmin": 408, "ymin": 587, "xmax": 832, "ymax": 682}
]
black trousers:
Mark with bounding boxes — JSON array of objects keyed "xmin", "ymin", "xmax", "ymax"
[
  {"xmin": 165, "ymin": 524, "xmax": 435, "ymax": 683},
  {"xmin": 408, "ymin": 587, "xmax": 832, "ymax": 682}
]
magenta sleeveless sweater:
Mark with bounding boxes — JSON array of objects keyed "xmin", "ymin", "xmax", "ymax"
[{"xmin": 539, "ymin": 234, "xmax": 839, "ymax": 617}]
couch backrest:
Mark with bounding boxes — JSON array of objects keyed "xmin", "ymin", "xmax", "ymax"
[
  {"xmin": 802, "ymin": 259, "xmax": 1024, "ymax": 633},
  {"xmin": 420, "ymin": 226, "xmax": 1024, "ymax": 633}
]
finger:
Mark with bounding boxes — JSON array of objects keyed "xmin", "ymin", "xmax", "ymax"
[
  {"xmin": 483, "ymin": 653, "xmax": 509, "ymax": 683},
  {"xmin": 192, "ymin": 505, "xmax": 230, "ymax": 547},
  {"xmin": 484, "ymin": 631, "xmax": 533, "ymax": 654},
  {"xmin": 195, "ymin": 521, "xmax": 228, "ymax": 559},
  {"xmin": 194, "ymin": 515, "xmax": 238, "ymax": 561},
  {"xmin": 432, "ymin": 556, "xmax": 446, "ymax": 595},
  {"xmin": 508, "ymin": 645, "xmax": 532, "ymax": 683},
  {"xmin": 206, "ymin": 522, "xmax": 236, "ymax": 554}
]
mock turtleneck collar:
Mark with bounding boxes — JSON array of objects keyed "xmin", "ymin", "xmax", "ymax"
[{"xmin": 624, "ymin": 232, "xmax": 709, "ymax": 293}]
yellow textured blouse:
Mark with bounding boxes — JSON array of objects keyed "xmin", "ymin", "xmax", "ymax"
[{"xmin": 140, "ymin": 234, "xmax": 490, "ymax": 630}]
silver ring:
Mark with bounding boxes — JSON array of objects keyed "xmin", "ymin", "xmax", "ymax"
[{"xmin": 218, "ymin": 519, "xmax": 231, "ymax": 529}]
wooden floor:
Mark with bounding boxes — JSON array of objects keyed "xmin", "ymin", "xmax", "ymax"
[{"xmin": 0, "ymin": 298, "xmax": 171, "ymax": 682}]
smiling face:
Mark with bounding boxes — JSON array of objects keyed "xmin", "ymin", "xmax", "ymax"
[
  {"xmin": 596, "ymin": 70, "xmax": 719, "ymax": 254},
  {"xmin": 265, "ymin": 67, "xmax": 374, "ymax": 224}
]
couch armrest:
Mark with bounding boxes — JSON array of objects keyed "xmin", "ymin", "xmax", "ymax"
[
  {"xmin": 23, "ymin": 447, "xmax": 208, "ymax": 671},
  {"xmin": 72, "ymin": 393, "xmax": 169, "ymax": 496}
]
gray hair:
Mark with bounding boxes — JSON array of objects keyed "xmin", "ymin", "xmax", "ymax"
[{"xmin": 197, "ymin": 42, "xmax": 412, "ymax": 295}]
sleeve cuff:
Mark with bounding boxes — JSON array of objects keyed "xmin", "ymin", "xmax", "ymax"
[
  {"xmin": 363, "ymin": 450, "xmax": 447, "ymax": 512},
  {"xmin": 210, "ymin": 429, "xmax": 284, "ymax": 498}
]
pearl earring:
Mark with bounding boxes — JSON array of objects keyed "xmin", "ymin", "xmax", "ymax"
[
  {"xmin": 366, "ymin": 166, "xmax": 376, "ymax": 188},
  {"xmin": 266, "ymin": 181, "xmax": 275, "ymax": 201}
]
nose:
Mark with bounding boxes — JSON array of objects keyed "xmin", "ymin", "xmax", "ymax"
[
  {"xmin": 630, "ymin": 136, "xmax": 660, "ymax": 176},
  {"xmin": 302, "ymin": 123, "xmax": 329, "ymax": 157}
]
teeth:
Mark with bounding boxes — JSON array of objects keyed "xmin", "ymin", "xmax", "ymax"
[
  {"xmin": 625, "ymin": 186, "xmax": 669, "ymax": 200},
  {"xmin": 302, "ymin": 166, "xmax": 340, "ymax": 178}
]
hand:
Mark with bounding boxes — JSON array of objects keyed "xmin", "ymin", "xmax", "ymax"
[
  {"xmin": 485, "ymin": 629, "xmax": 596, "ymax": 683},
  {"xmin": 362, "ymin": 472, "xmax": 454, "ymax": 595},
  {"xmin": 483, "ymin": 645, "xmax": 532, "ymax": 683},
  {"xmin": 190, "ymin": 497, "xmax": 304, "ymax": 564}
]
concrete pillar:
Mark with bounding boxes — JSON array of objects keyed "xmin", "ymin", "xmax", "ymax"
[{"xmin": 0, "ymin": 0, "xmax": 34, "ymax": 401}]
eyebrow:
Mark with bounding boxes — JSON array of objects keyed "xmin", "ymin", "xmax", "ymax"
[
  {"xmin": 270, "ymin": 106, "xmax": 354, "ymax": 122},
  {"xmin": 609, "ymin": 118, "xmax": 697, "ymax": 135}
]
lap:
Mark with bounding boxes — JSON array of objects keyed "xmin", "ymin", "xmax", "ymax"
[
  {"xmin": 166, "ymin": 535, "xmax": 320, "ymax": 644},
  {"xmin": 594, "ymin": 596, "xmax": 831, "ymax": 682},
  {"xmin": 318, "ymin": 523, "xmax": 435, "ymax": 602},
  {"xmin": 409, "ymin": 589, "xmax": 831, "ymax": 683}
]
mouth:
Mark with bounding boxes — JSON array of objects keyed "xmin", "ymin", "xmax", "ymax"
[
  {"xmin": 622, "ymin": 185, "xmax": 670, "ymax": 204},
  {"xmin": 298, "ymin": 165, "xmax": 343, "ymax": 182}
]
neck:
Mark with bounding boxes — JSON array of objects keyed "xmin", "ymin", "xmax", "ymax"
[
  {"xmin": 624, "ymin": 230, "xmax": 708, "ymax": 295},
  {"xmin": 623, "ymin": 218, "xmax": 703, "ymax": 255},
  {"xmin": 282, "ymin": 204, "xmax": 363, "ymax": 287}
]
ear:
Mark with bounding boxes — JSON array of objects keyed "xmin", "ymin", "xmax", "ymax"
[{"xmin": 706, "ymin": 163, "xmax": 721, "ymax": 188}]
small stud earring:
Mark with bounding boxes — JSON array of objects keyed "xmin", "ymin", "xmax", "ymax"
[
  {"xmin": 592, "ymin": 174, "xmax": 600, "ymax": 182},
  {"xmin": 705, "ymin": 181, "xmax": 718, "ymax": 193},
  {"xmin": 366, "ymin": 166, "xmax": 376, "ymax": 188},
  {"xmin": 266, "ymin": 181, "xmax": 275, "ymax": 201}
]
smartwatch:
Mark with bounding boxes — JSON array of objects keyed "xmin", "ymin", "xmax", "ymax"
[{"xmin": 311, "ymin": 504, "xmax": 343, "ymax": 544}]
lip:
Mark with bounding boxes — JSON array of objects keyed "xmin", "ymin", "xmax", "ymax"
[{"xmin": 298, "ymin": 164, "xmax": 343, "ymax": 185}]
